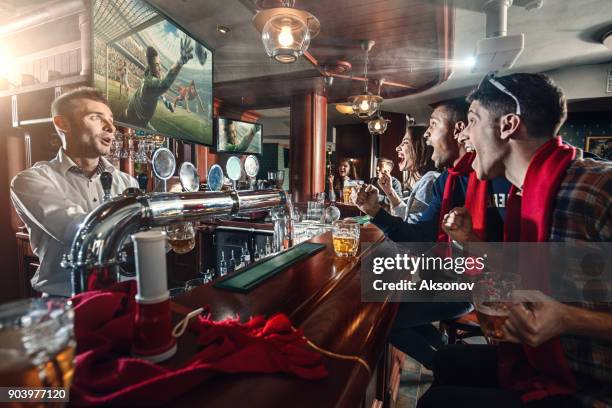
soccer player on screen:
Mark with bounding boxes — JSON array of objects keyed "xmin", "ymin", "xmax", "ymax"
[{"xmin": 123, "ymin": 36, "xmax": 193, "ymax": 129}]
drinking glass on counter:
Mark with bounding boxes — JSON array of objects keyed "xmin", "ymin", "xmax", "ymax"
[
  {"xmin": 169, "ymin": 287, "xmax": 186, "ymax": 298},
  {"xmin": 275, "ymin": 170, "xmax": 285, "ymax": 189},
  {"xmin": 306, "ymin": 201, "xmax": 324, "ymax": 222},
  {"xmin": 472, "ymin": 273, "xmax": 521, "ymax": 341},
  {"xmin": 0, "ymin": 298, "xmax": 75, "ymax": 389},
  {"xmin": 185, "ymin": 278, "xmax": 206, "ymax": 292},
  {"xmin": 166, "ymin": 222, "xmax": 196, "ymax": 254},
  {"xmin": 332, "ymin": 219, "xmax": 360, "ymax": 257},
  {"xmin": 342, "ymin": 180, "xmax": 362, "ymax": 203}
]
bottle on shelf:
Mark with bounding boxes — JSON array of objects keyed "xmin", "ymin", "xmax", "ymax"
[
  {"xmin": 240, "ymin": 247, "xmax": 248, "ymax": 268},
  {"xmin": 265, "ymin": 237, "xmax": 272, "ymax": 256},
  {"xmin": 243, "ymin": 243, "xmax": 251, "ymax": 266},
  {"xmin": 219, "ymin": 252, "xmax": 228, "ymax": 277},
  {"xmin": 228, "ymin": 250, "xmax": 236, "ymax": 273},
  {"xmin": 253, "ymin": 244, "xmax": 260, "ymax": 262}
]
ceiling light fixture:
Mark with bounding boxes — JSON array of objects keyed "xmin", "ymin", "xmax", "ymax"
[
  {"xmin": 335, "ymin": 103, "xmax": 354, "ymax": 115},
  {"xmin": 368, "ymin": 114, "xmax": 390, "ymax": 135},
  {"xmin": 348, "ymin": 40, "xmax": 383, "ymax": 120},
  {"xmin": 253, "ymin": 0, "xmax": 320, "ymax": 64}
]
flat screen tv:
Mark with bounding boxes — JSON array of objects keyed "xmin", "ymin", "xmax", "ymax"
[
  {"xmin": 215, "ymin": 117, "xmax": 263, "ymax": 154},
  {"xmin": 92, "ymin": 0, "xmax": 213, "ymax": 146}
]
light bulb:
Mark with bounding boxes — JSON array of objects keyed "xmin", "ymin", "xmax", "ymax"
[
  {"xmin": 359, "ymin": 99, "xmax": 370, "ymax": 112},
  {"xmin": 374, "ymin": 121, "xmax": 381, "ymax": 130},
  {"xmin": 278, "ymin": 26, "xmax": 294, "ymax": 47}
]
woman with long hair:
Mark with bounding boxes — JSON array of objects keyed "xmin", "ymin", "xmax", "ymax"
[
  {"xmin": 377, "ymin": 125, "xmax": 439, "ymax": 222},
  {"xmin": 326, "ymin": 158, "xmax": 357, "ymax": 202}
]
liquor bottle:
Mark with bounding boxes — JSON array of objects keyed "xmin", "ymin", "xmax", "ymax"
[
  {"xmin": 253, "ymin": 244, "xmax": 260, "ymax": 262},
  {"xmin": 265, "ymin": 237, "xmax": 272, "ymax": 256},
  {"xmin": 242, "ymin": 243, "xmax": 251, "ymax": 266},
  {"xmin": 219, "ymin": 252, "xmax": 228, "ymax": 277},
  {"xmin": 228, "ymin": 250, "xmax": 236, "ymax": 273}
]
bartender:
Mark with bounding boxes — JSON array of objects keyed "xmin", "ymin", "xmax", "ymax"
[{"xmin": 10, "ymin": 87, "xmax": 138, "ymax": 297}]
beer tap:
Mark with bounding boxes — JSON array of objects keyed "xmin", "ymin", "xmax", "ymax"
[{"xmin": 100, "ymin": 171, "xmax": 113, "ymax": 203}]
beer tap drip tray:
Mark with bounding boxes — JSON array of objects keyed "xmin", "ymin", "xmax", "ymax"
[{"xmin": 213, "ymin": 243, "xmax": 326, "ymax": 293}]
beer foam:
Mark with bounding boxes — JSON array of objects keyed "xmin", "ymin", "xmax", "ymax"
[{"xmin": 475, "ymin": 301, "xmax": 509, "ymax": 316}]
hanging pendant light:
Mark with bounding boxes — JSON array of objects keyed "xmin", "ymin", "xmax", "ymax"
[
  {"xmin": 348, "ymin": 40, "xmax": 383, "ymax": 119},
  {"xmin": 253, "ymin": 0, "xmax": 320, "ymax": 64},
  {"xmin": 368, "ymin": 113, "xmax": 391, "ymax": 135}
]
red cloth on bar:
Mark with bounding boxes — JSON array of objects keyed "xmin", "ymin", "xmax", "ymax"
[
  {"xmin": 499, "ymin": 136, "xmax": 576, "ymax": 402},
  {"xmin": 437, "ymin": 152, "xmax": 488, "ymax": 242},
  {"xmin": 69, "ymin": 282, "xmax": 327, "ymax": 406}
]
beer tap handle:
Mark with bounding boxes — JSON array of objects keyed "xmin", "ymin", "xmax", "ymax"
[{"xmin": 101, "ymin": 171, "xmax": 113, "ymax": 203}]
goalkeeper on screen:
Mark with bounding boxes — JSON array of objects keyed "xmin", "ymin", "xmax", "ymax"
[{"xmin": 123, "ymin": 36, "xmax": 194, "ymax": 129}]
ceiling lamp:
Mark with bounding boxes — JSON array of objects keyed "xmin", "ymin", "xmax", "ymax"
[
  {"xmin": 348, "ymin": 40, "xmax": 382, "ymax": 120},
  {"xmin": 335, "ymin": 103, "xmax": 354, "ymax": 115},
  {"xmin": 368, "ymin": 114, "xmax": 390, "ymax": 135},
  {"xmin": 253, "ymin": 0, "xmax": 320, "ymax": 64}
]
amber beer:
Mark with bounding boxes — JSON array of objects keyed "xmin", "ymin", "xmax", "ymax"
[
  {"xmin": 0, "ymin": 328, "xmax": 74, "ymax": 408},
  {"xmin": 332, "ymin": 219, "xmax": 360, "ymax": 257},
  {"xmin": 332, "ymin": 235, "xmax": 358, "ymax": 257},
  {"xmin": 166, "ymin": 222, "xmax": 196, "ymax": 254},
  {"xmin": 0, "ymin": 298, "xmax": 75, "ymax": 407},
  {"xmin": 168, "ymin": 236, "xmax": 196, "ymax": 254},
  {"xmin": 475, "ymin": 302, "xmax": 509, "ymax": 339},
  {"xmin": 342, "ymin": 186, "xmax": 352, "ymax": 203}
]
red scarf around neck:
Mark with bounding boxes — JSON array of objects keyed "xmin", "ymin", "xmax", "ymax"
[
  {"xmin": 500, "ymin": 136, "xmax": 577, "ymax": 402},
  {"xmin": 437, "ymin": 152, "xmax": 488, "ymax": 242}
]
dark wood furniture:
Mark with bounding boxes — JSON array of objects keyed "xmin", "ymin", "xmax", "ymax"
[{"xmin": 167, "ymin": 226, "xmax": 400, "ymax": 407}]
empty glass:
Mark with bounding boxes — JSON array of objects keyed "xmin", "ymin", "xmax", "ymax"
[
  {"xmin": 332, "ymin": 219, "xmax": 360, "ymax": 257},
  {"xmin": 169, "ymin": 287, "xmax": 186, "ymax": 298},
  {"xmin": 185, "ymin": 278, "xmax": 206, "ymax": 292},
  {"xmin": 275, "ymin": 170, "xmax": 285, "ymax": 189},
  {"xmin": 134, "ymin": 140, "xmax": 148, "ymax": 164},
  {"xmin": 200, "ymin": 269, "xmax": 214, "ymax": 283},
  {"xmin": 306, "ymin": 201, "xmax": 324, "ymax": 221}
]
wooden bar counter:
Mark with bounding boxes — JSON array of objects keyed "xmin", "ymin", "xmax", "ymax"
[{"xmin": 167, "ymin": 225, "xmax": 398, "ymax": 407}]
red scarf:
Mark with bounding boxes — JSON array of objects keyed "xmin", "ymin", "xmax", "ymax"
[
  {"xmin": 70, "ymin": 282, "xmax": 327, "ymax": 406},
  {"xmin": 499, "ymin": 136, "xmax": 576, "ymax": 402},
  {"xmin": 438, "ymin": 152, "xmax": 488, "ymax": 242}
]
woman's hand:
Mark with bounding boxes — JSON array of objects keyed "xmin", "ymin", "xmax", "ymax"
[{"xmin": 327, "ymin": 175, "xmax": 334, "ymax": 186}]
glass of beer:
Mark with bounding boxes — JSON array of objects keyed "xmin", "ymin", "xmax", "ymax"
[
  {"xmin": 0, "ymin": 298, "xmax": 75, "ymax": 390},
  {"xmin": 473, "ymin": 274, "xmax": 520, "ymax": 341},
  {"xmin": 166, "ymin": 222, "xmax": 196, "ymax": 254},
  {"xmin": 342, "ymin": 184, "xmax": 353, "ymax": 203},
  {"xmin": 332, "ymin": 219, "xmax": 360, "ymax": 257}
]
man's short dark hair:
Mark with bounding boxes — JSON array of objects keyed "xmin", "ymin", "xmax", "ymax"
[
  {"xmin": 51, "ymin": 86, "xmax": 108, "ymax": 118},
  {"xmin": 146, "ymin": 46, "xmax": 158, "ymax": 68},
  {"xmin": 467, "ymin": 73, "xmax": 567, "ymax": 138},
  {"xmin": 377, "ymin": 157, "xmax": 394, "ymax": 170},
  {"xmin": 431, "ymin": 98, "xmax": 470, "ymax": 126}
]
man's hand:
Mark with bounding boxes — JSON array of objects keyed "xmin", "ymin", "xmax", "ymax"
[
  {"xmin": 500, "ymin": 292, "xmax": 569, "ymax": 347},
  {"xmin": 179, "ymin": 37, "xmax": 194, "ymax": 66},
  {"xmin": 377, "ymin": 172, "xmax": 393, "ymax": 195},
  {"xmin": 442, "ymin": 207, "xmax": 478, "ymax": 243},
  {"xmin": 352, "ymin": 184, "xmax": 381, "ymax": 217}
]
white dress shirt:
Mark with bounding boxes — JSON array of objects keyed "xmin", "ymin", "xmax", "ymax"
[{"xmin": 10, "ymin": 149, "xmax": 138, "ymax": 297}]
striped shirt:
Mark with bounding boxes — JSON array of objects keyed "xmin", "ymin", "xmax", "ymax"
[{"xmin": 551, "ymin": 157, "xmax": 612, "ymax": 407}]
